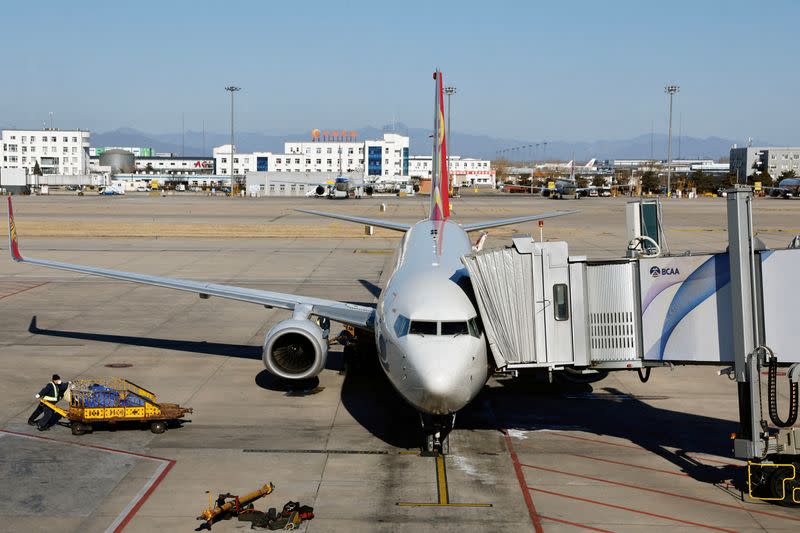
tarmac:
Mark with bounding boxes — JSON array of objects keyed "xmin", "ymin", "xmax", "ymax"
[{"xmin": 1, "ymin": 193, "xmax": 799, "ymax": 532}]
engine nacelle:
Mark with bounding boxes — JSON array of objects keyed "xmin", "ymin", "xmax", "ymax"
[{"xmin": 262, "ymin": 318, "xmax": 328, "ymax": 380}]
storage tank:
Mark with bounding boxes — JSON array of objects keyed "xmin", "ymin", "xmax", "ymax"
[{"xmin": 99, "ymin": 149, "xmax": 135, "ymax": 175}]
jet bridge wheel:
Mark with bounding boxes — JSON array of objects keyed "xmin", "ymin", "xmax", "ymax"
[{"xmin": 768, "ymin": 464, "xmax": 800, "ymax": 507}]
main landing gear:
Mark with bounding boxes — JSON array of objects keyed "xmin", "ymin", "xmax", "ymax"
[{"xmin": 421, "ymin": 414, "xmax": 455, "ymax": 455}]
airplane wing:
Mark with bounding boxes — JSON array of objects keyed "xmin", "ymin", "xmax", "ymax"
[
  {"xmin": 460, "ymin": 210, "xmax": 578, "ymax": 232},
  {"xmin": 296, "ymin": 209, "xmax": 411, "ymax": 232},
  {"xmin": 6, "ymin": 198, "xmax": 374, "ymax": 329}
]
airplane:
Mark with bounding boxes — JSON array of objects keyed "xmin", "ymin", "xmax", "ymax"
[
  {"xmin": 540, "ymin": 159, "xmax": 605, "ymax": 199},
  {"xmin": 766, "ymin": 177, "xmax": 800, "ymax": 198},
  {"xmin": 536, "ymin": 158, "xmax": 596, "ymax": 172},
  {"xmin": 326, "ymin": 176, "xmax": 365, "ymax": 199},
  {"xmin": 502, "ymin": 160, "xmax": 597, "ymax": 199},
  {"xmin": 306, "ymin": 177, "xmax": 369, "ymax": 199},
  {"xmin": 6, "ymin": 71, "xmax": 576, "ymax": 453}
]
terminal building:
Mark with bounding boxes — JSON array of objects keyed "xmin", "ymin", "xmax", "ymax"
[
  {"xmin": 89, "ymin": 153, "xmax": 216, "ymax": 175},
  {"xmin": 730, "ymin": 146, "xmax": 800, "ymax": 182},
  {"xmin": 408, "ymin": 155, "xmax": 495, "ymax": 187},
  {"xmin": 1, "ymin": 128, "xmax": 91, "ymax": 176},
  {"xmin": 213, "ymin": 132, "xmax": 410, "ymax": 180}
]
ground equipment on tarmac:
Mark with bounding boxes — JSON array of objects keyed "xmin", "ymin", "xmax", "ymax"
[
  {"xmin": 38, "ymin": 377, "xmax": 192, "ymax": 435},
  {"xmin": 239, "ymin": 500, "xmax": 315, "ymax": 530},
  {"xmin": 196, "ymin": 483, "xmax": 275, "ymax": 530}
]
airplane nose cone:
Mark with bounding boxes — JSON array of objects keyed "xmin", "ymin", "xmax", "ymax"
[
  {"xmin": 419, "ymin": 371, "xmax": 460, "ymax": 401},
  {"xmin": 404, "ymin": 339, "xmax": 479, "ymax": 414}
]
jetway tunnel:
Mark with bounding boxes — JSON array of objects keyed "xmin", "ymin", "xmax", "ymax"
[{"xmin": 462, "ymin": 203, "xmax": 800, "ymax": 371}]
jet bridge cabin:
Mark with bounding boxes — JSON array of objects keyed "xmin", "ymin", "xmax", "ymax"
[{"xmin": 461, "ymin": 234, "xmax": 800, "ymax": 372}]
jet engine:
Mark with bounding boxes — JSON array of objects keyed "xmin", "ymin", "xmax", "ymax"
[
  {"xmin": 262, "ymin": 318, "xmax": 328, "ymax": 380},
  {"xmin": 315, "ymin": 185, "xmax": 326, "ymax": 196}
]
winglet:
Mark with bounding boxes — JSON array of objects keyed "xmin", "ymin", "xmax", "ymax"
[{"xmin": 7, "ymin": 197, "xmax": 23, "ymax": 262}]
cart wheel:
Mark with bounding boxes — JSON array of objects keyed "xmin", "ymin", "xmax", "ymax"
[
  {"xmin": 71, "ymin": 422, "xmax": 87, "ymax": 436},
  {"xmin": 150, "ymin": 421, "xmax": 167, "ymax": 434}
]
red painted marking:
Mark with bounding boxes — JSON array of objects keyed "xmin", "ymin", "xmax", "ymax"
[
  {"xmin": 0, "ymin": 430, "xmax": 176, "ymax": 531},
  {"xmin": 0, "ymin": 429, "xmax": 172, "ymax": 462},
  {"xmin": 0, "ymin": 282, "xmax": 47, "ymax": 301},
  {"xmin": 553, "ymin": 433, "xmax": 743, "ymax": 467},
  {"xmin": 538, "ymin": 514, "xmax": 616, "ymax": 532},
  {"xmin": 521, "ymin": 462, "xmax": 800, "ymax": 523},
  {"xmin": 549, "ymin": 432, "xmax": 642, "ymax": 450},
  {"xmin": 529, "ymin": 486, "xmax": 738, "ymax": 533},
  {"xmin": 503, "ymin": 430, "xmax": 544, "ymax": 533},
  {"xmin": 570, "ymin": 453, "xmax": 689, "ymax": 477},
  {"xmin": 112, "ymin": 460, "xmax": 175, "ymax": 533},
  {"xmin": 686, "ymin": 454, "xmax": 743, "ymax": 467}
]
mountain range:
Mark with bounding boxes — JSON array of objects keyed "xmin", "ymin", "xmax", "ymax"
[{"xmin": 89, "ymin": 126, "xmax": 747, "ymax": 161}]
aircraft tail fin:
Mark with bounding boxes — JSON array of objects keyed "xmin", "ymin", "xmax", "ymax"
[
  {"xmin": 7, "ymin": 197, "xmax": 23, "ymax": 262},
  {"xmin": 584, "ymin": 158, "xmax": 596, "ymax": 168},
  {"xmin": 430, "ymin": 70, "xmax": 450, "ymax": 221}
]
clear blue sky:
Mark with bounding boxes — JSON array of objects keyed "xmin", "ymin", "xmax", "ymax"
[{"xmin": 2, "ymin": 0, "xmax": 798, "ymax": 145}]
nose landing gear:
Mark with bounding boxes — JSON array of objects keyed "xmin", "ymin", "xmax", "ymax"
[{"xmin": 421, "ymin": 414, "xmax": 455, "ymax": 455}]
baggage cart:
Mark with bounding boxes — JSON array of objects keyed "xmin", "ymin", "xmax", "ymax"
[{"xmin": 40, "ymin": 377, "xmax": 192, "ymax": 435}]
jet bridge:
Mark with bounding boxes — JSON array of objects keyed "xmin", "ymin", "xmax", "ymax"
[
  {"xmin": 462, "ymin": 186, "xmax": 800, "ymax": 503},
  {"xmin": 462, "ymin": 197, "xmax": 800, "ymax": 371}
]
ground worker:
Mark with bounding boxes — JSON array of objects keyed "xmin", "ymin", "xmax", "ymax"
[{"xmin": 28, "ymin": 374, "xmax": 67, "ymax": 431}]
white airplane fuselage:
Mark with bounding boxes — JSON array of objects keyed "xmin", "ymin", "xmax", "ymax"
[{"xmin": 374, "ymin": 219, "xmax": 489, "ymax": 415}]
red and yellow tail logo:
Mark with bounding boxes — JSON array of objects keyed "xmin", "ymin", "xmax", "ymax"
[
  {"xmin": 431, "ymin": 70, "xmax": 450, "ymax": 221},
  {"xmin": 7, "ymin": 197, "xmax": 22, "ymax": 261}
]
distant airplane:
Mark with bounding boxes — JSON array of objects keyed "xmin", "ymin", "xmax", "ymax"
[
  {"xmin": 766, "ymin": 177, "xmax": 800, "ymax": 198},
  {"xmin": 539, "ymin": 159, "xmax": 600, "ymax": 199},
  {"xmin": 7, "ymin": 71, "xmax": 576, "ymax": 453},
  {"xmin": 307, "ymin": 177, "xmax": 365, "ymax": 199},
  {"xmin": 537, "ymin": 158, "xmax": 596, "ymax": 172}
]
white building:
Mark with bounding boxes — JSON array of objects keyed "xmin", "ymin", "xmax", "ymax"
[
  {"xmin": 212, "ymin": 145, "xmax": 272, "ymax": 176},
  {"xmin": 730, "ymin": 146, "xmax": 800, "ymax": 182},
  {"xmin": 89, "ymin": 155, "xmax": 216, "ymax": 175},
  {"xmin": 245, "ymin": 171, "xmax": 363, "ymax": 197},
  {"xmin": 213, "ymin": 133, "xmax": 410, "ymax": 180},
  {"xmin": 408, "ymin": 155, "xmax": 495, "ymax": 187},
  {"xmin": 1, "ymin": 128, "xmax": 90, "ymax": 176},
  {"xmin": 90, "ymin": 146, "xmax": 154, "ymax": 157}
]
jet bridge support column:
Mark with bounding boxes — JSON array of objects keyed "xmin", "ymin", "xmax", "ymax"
[{"xmin": 727, "ymin": 185, "xmax": 766, "ymax": 460}]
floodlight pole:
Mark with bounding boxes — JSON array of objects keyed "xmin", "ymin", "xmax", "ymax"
[
  {"xmin": 225, "ymin": 86, "xmax": 241, "ymax": 194},
  {"xmin": 445, "ymin": 86, "xmax": 456, "ymax": 190},
  {"xmin": 665, "ymin": 84, "xmax": 679, "ymax": 197}
]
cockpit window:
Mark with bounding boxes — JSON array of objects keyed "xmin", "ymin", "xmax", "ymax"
[
  {"xmin": 441, "ymin": 321, "xmax": 469, "ymax": 336},
  {"xmin": 394, "ymin": 315, "xmax": 410, "ymax": 338},
  {"xmin": 408, "ymin": 320, "xmax": 437, "ymax": 335}
]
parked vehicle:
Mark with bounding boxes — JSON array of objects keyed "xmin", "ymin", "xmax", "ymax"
[{"xmin": 99, "ymin": 183, "xmax": 126, "ymax": 195}]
